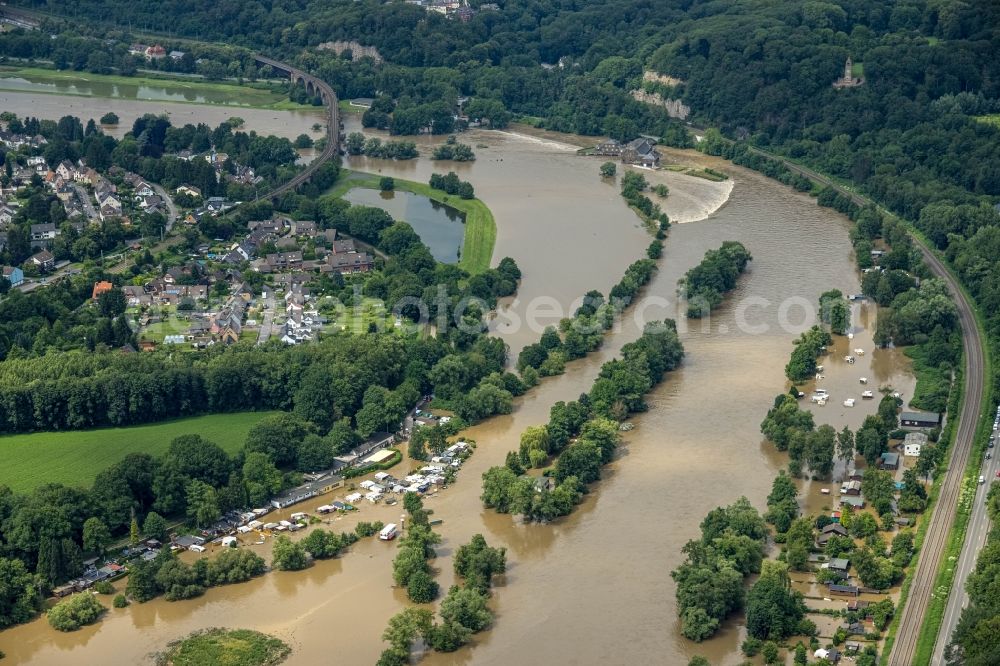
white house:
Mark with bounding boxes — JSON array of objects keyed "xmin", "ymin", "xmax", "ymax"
[{"xmin": 904, "ymin": 431, "xmax": 928, "ymax": 457}]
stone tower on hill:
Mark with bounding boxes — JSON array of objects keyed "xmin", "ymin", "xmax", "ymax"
[{"xmin": 833, "ymin": 57, "xmax": 864, "ymax": 88}]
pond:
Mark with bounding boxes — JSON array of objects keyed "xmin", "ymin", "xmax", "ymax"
[{"xmin": 342, "ymin": 187, "xmax": 466, "ymax": 263}]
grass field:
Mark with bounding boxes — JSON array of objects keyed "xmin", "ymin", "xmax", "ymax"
[
  {"xmin": 160, "ymin": 628, "xmax": 291, "ymax": 666},
  {"xmin": 0, "ymin": 66, "xmax": 313, "ymax": 110},
  {"xmin": 975, "ymin": 114, "xmax": 1000, "ymax": 128},
  {"xmin": 0, "ymin": 411, "xmax": 280, "ymax": 493},
  {"xmin": 327, "ymin": 170, "xmax": 497, "ymax": 273}
]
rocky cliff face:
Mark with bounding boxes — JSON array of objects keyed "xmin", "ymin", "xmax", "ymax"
[
  {"xmin": 317, "ymin": 40, "xmax": 384, "ymax": 64},
  {"xmin": 630, "ymin": 89, "xmax": 691, "ymax": 120}
]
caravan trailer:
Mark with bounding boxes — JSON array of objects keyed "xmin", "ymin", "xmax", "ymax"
[{"xmin": 379, "ymin": 523, "xmax": 398, "ymax": 541}]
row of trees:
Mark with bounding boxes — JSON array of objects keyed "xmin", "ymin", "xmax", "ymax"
[
  {"xmin": 379, "ymin": 532, "xmax": 506, "ymax": 664},
  {"xmin": 620, "ymin": 171, "xmax": 670, "ymax": 229},
  {"xmin": 0, "ymin": 314, "xmax": 522, "ymax": 434},
  {"xmin": 784, "ymin": 326, "xmax": 833, "ymax": 383},
  {"xmin": 484, "ymin": 319, "xmax": 684, "ymax": 521},
  {"xmin": 948, "ymin": 484, "xmax": 1000, "ymax": 663},
  {"xmin": 391, "ymin": 493, "xmax": 442, "ymax": 603},
  {"xmin": 678, "ymin": 241, "xmax": 752, "ymax": 318},
  {"xmin": 516, "ymin": 254, "xmax": 659, "ymax": 375},
  {"xmin": 431, "ymin": 138, "xmax": 475, "ymax": 162},
  {"xmin": 428, "ymin": 172, "xmax": 474, "ymax": 200},
  {"xmin": 819, "ymin": 289, "xmax": 850, "ymax": 336},
  {"xmin": 343, "ymin": 133, "xmax": 419, "ymax": 160},
  {"xmin": 671, "ymin": 497, "xmax": 771, "ymax": 641},
  {"xmin": 127, "ymin": 546, "xmax": 266, "ymax": 603}
]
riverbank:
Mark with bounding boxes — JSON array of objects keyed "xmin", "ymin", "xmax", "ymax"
[
  {"xmin": 0, "ymin": 65, "xmax": 314, "ymax": 110},
  {"xmin": 327, "ymin": 170, "xmax": 497, "ymax": 274}
]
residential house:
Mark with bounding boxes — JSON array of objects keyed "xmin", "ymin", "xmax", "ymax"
[
  {"xmin": 75, "ymin": 167, "xmax": 101, "ymax": 186},
  {"xmin": 330, "ymin": 238, "xmax": 358, "ymax": 254},
  {"xmin": 29, "ymin": 222, "xmax": 58, "ymax": 242},
  {"xmin": 134, "ymin": 181, "xmax": 155, "ymax": 198},
  {"xmin": 0, "ymin": 204, "xmax": 15, "ymax": 227},
  {"xmin": 593, "ymin": 138, "xmax": 623, "ymax": 156},
  {"xmin": 169, "ymin": 50, "xmax": 186, "ymax": 60},
  {"xmin": 840, "ymin": 480, "xmax": 862, "ymax": 496},
  {"xmin": 56, "ymin": 160, "xmax": 76, "ymax": 181},
  {"xmin": 839, "ymin": 496, "xmax": 865, "ymax": 509},
  {"xmin": 122, "ymin": 285, "xmax": 148, "ymax": 306},
  {"xmin": 292, "ymin": 220, "xmax": 317, "ymax": 236},
  {"xmin": 2, "ymin": 265, "xmax": 23, "ymax": 287},
  {"xmin": 248, "ymin": 219, "xmax": 287, "ymax": 234},
  {"xmin": 315, "ymin": 228, "xmax": 339, "ymax": 244},
  {"xmin": 0, "ymin": 130, "xmax": 27, "ymax": 149},
  {"xmin": 904, "ymin": 431, "xmax": 928, "ymax": 457},
  {"xmin": 827, "ymin": 583, "xmax": 859, "ymax": 597},
  {"xmin": 54, "ymin": 180, "xmax": 75, "ymax": 202},
  {"xmin": 621, "ymin": 137, "xmax": 661, "ymax": 167},
  {"xmin": 176, "ymin": 185, "xmax": 202, "ymax": 197},
  {"xmin": 325, "ymin": 251, "xmax": 374, "ymax": 274},
  {"xmin": 205, "ymin": 197, "xmax": 233, "ymax": 213},
  {"xmin": 815, "ymin": 647, "xmax": 842, "ymax": 663},
  {"xmin": 900, "ymin": 410, "xmax": 941, "ymax": 428},
  {"xmin": 828, "ymin": 558, "xmax": 850, "ymax": 573},
  {"xmin": 92, "ymin": 281, "xmax": 114, "ymax": 300},
  {"xmin": 879, "ymin": 451, "xmax": 900, "ymax": 471},
  {"xmin": 163, "ymin": 266, "xmax": 190, "ymax": 285},
  {"xmin": 815, "ymin": 522, "xmax": 849, "ymax": 547},
  {"xmin": 95, "ymin": 178, "xmax": 118, "ymax": 200},
  {"xmin": 266, "ymin": 251, "xmax": 303, "ymax": 270},
  {"xmin": 99, "ymin": 194, "xmax": 122, "ymax": 220},
  {"xmin": 139, "ymin": 195, "xmax": 164, "ymax": 213},
  {"xmin": 30, "ymin": 250, "xmax": 55, "ymax": 271},
  {"xmin": 145, "ymin": 45, "xmax": 167, "ymax": 59}
]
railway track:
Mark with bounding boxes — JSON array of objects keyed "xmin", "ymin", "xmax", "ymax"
[{"xmin": 251, "ymin": 55, "xmax": 340, "ymax": 200}]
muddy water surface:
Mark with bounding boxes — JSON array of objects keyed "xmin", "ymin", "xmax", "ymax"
[
  {"xmin": 0, "ymin": 91, "xmax": 326, "ymax": 142},
  {"xmin": 0, "ymin": 122, "xmax": 916, "ymax": 665}
]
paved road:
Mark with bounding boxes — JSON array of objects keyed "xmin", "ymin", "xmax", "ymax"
[
  {"xmin": 71, "ymin": 183, "xmax": 98, "ymax": 221},
  {"xmin": 256, "ymin": 290, "xmax": 276, "ymax": 344},
  {"xmin": 151, "ymin": 183, "xmax": 179, "ymax": 232},
  {"xmin": 933, "ymin": 430, "xmax": 998, "ymax": 663},
  {"xmin": 745, "ymin": 148, "xmax": 989, "ymax": 666}
]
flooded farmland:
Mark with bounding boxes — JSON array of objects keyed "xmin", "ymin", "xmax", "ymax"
[{"xmin": 0, "ymin": 112, "xmax": 916, "ymax": 664}]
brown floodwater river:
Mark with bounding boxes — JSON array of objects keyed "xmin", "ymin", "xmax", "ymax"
[
  {"xmin": 0, "ymin": 117, "xmax": 916, "ymax": 664},
  {"xmin": 0, "ymin": 91, "xmax": 326, "ymax": 142}
]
